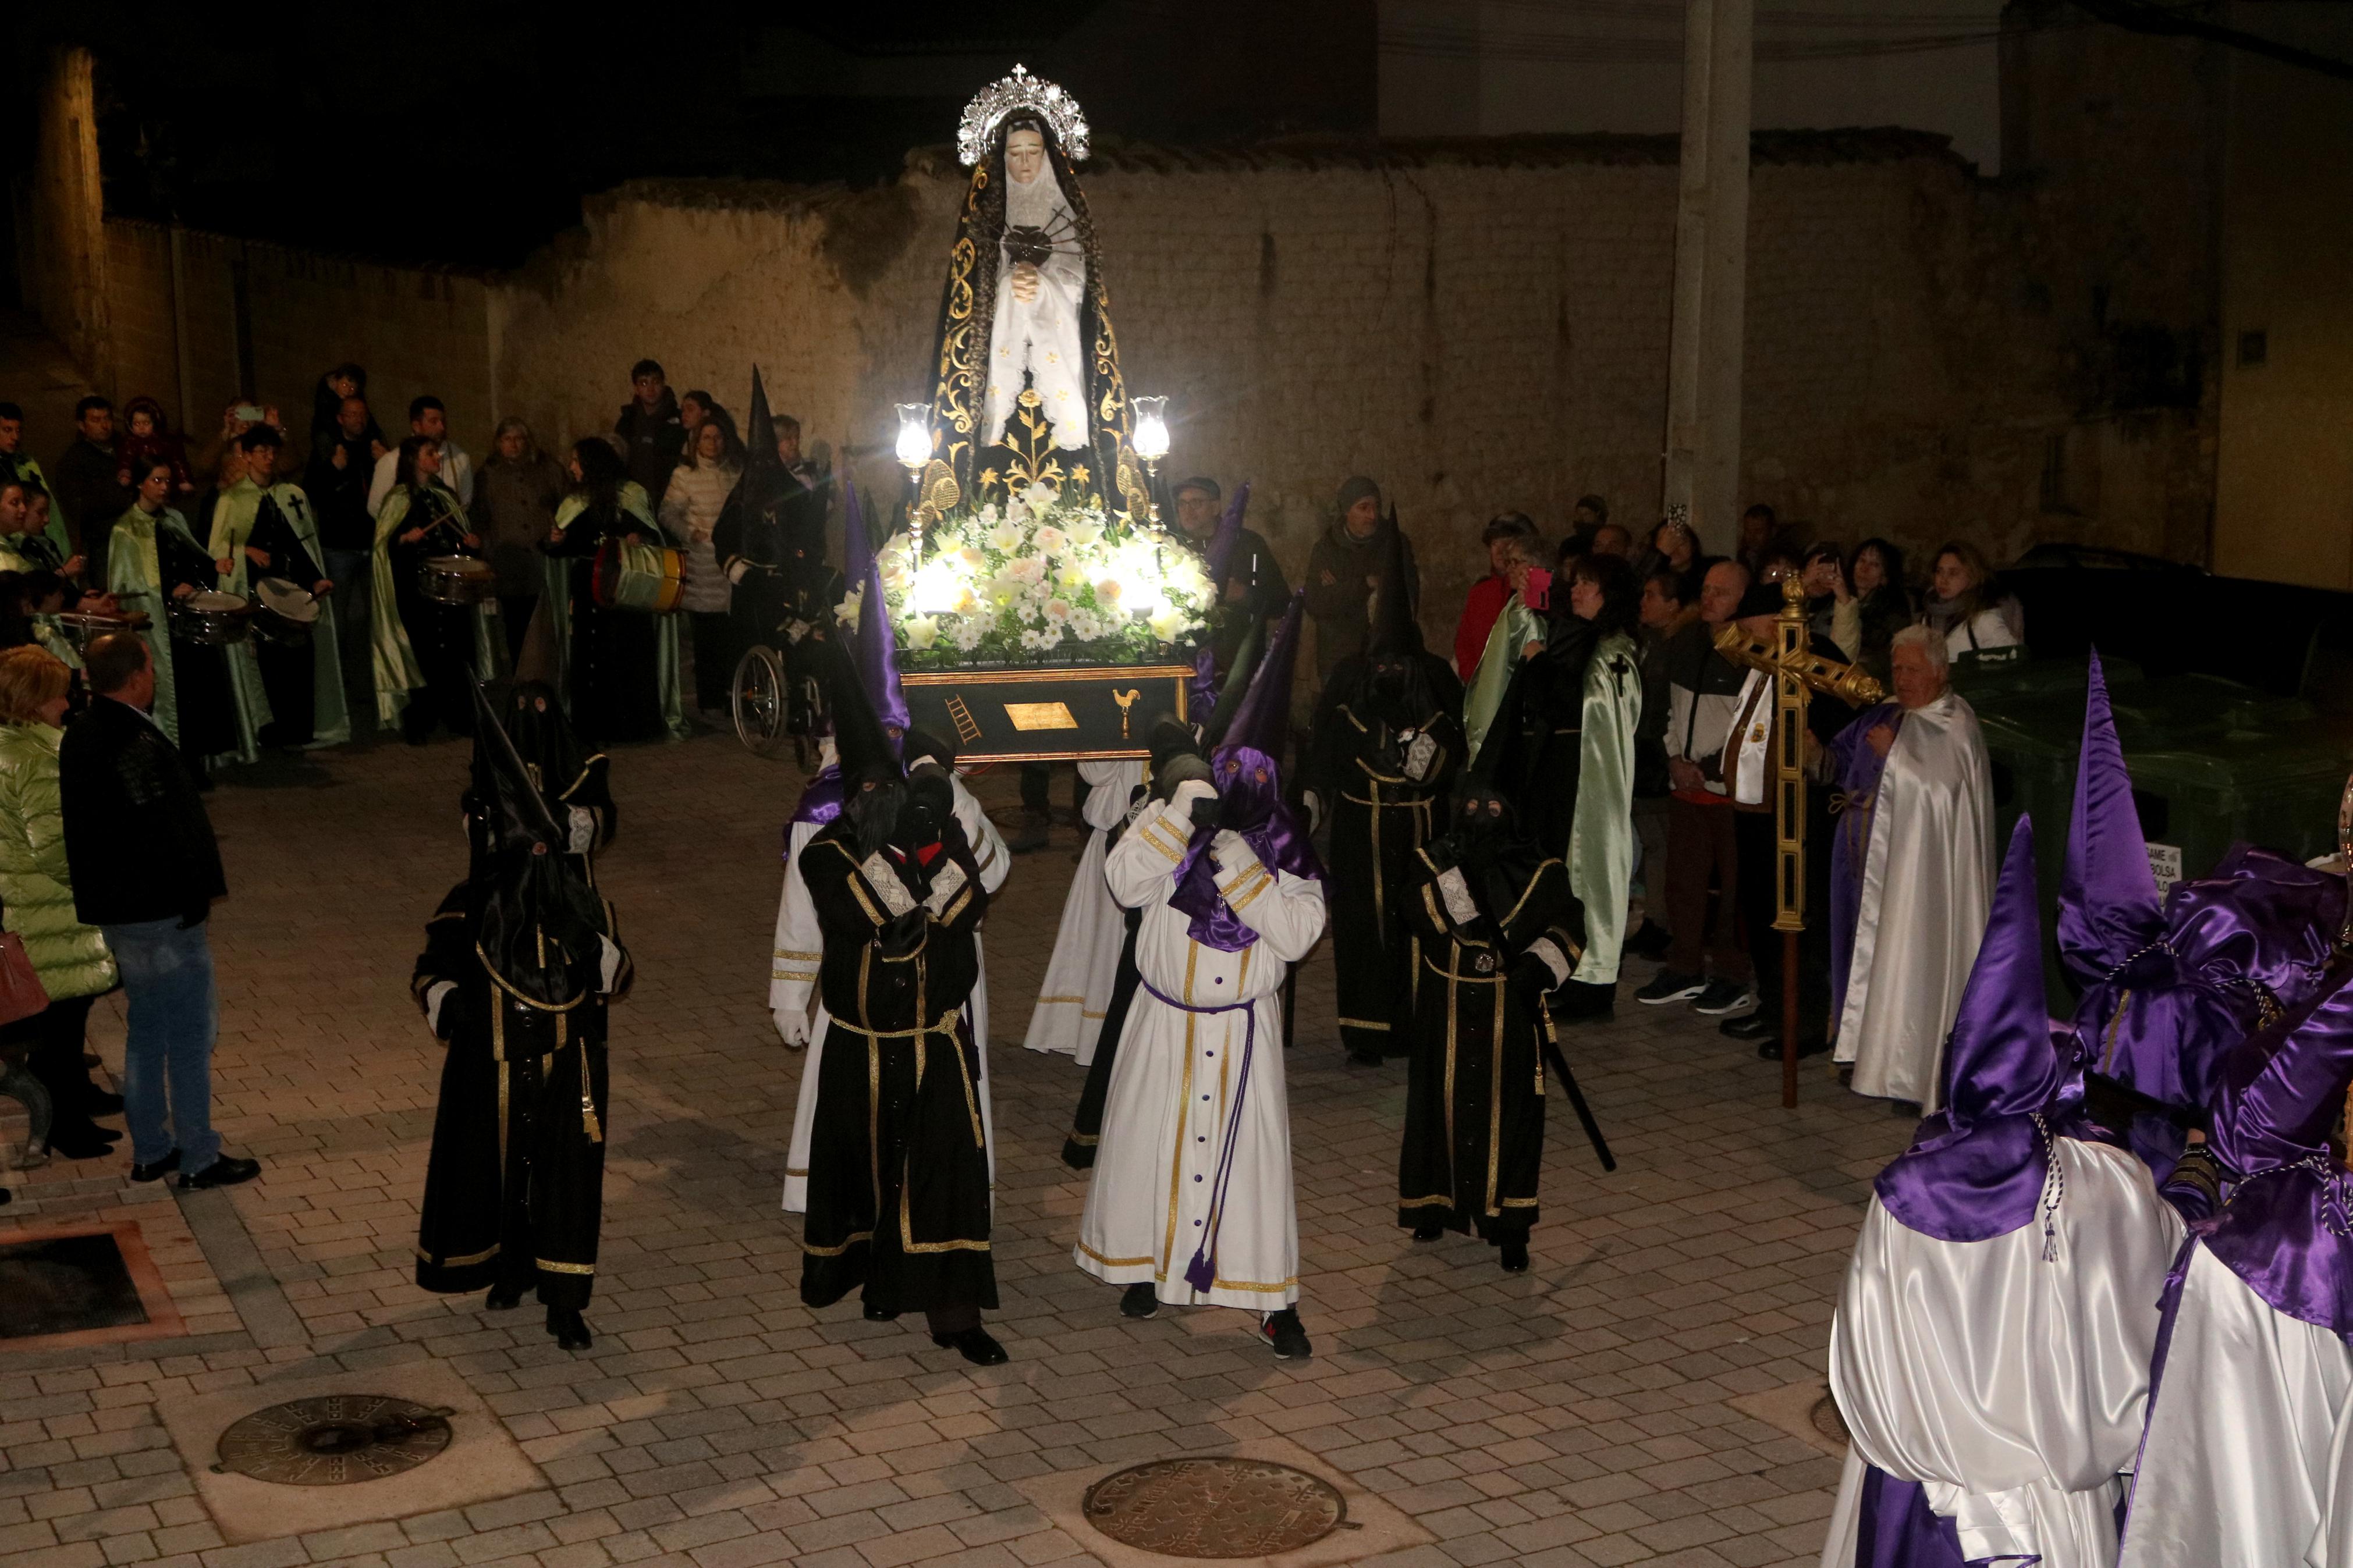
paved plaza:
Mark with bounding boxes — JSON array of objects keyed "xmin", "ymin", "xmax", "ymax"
[{"xmin": 0, "ymin": 727, "xmax": 1918, "ymax": 1568}]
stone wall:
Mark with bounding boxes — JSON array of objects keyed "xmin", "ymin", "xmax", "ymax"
[{"xmin": 494, "ymin": 133, "xmax": 2196, "ymax": 648}]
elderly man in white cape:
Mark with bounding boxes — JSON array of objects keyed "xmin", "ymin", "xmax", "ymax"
[
  {"xmin": 1822, "ymin": 816, "xmax": 2182, "ymax": 1568},
  {"xmin": 1076, "ymin": 612, "xmax": 1327, "ymax": 1360},
  {"xmin": 1829, "ymin": 624, "xmax": 1997, "ymax": 1109}
]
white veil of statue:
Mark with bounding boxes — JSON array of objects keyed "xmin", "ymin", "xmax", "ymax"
[{"xmin": 985, "ymin": 123, "xmax": 1089, "ymax": 450}]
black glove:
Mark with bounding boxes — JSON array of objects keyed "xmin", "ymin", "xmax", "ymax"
[
  {"xmin": 1188, "ymin": 794, "xmax": 1223, "ymax": 833},
  {"xmin": 879, "ymin": 906, "xmax": 927, "ymax": 957},
  {"xmin": 1510, "ymin": 951, "xmax": 1558, "ymax": 996}
]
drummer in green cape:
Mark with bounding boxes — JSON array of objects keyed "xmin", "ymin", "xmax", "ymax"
[
  {"xmin": 538, "ymin": 438, "xmax": 687, "ymax": 744},
  {"xmin": 372, "ymin": 435, "xmax": 499, "ymax": 744},
  {"xmin": 105, "ymin": 456, "xmax": 239, "ymax": 768},
  {"xmin": 203, "ymin": 425, "xmax": 350, "ymax": 750}
]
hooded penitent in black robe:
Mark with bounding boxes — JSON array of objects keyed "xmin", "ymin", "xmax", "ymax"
[
  {"xmin": 1399, "ymin": 788, "xmax": 1585, "ymax": 1242},
  {"xmin": 798, "ymin": 812, "xmax": 996, "ymax": 1315},
  {"xmin": 414, "ymin": 691, "xmax": 631, "ymax": 1327},
  {"xmin": 1305, "ymin": 527, "xmax": 1464, "ymax": 1062}
]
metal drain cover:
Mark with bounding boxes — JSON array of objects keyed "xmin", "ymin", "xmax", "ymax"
[
  {"xmin": 1811, "ymin": 1392, "xmax": 1851, "ymax": 1448},
  {"xmin": 1083, "ymin": 1456, "xmax": 1346, "ymax": 1558},
  {"xmin": 213, "ymin": 1395, "xmax": 453, "ymax": 1485}
]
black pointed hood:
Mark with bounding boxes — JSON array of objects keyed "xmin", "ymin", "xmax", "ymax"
[
  {"xmin": 821, "ymin": 638, "xmax": 902, "ymax": 787},
  {"xmin": 742, "ymin": 367, "xmax": 780, "ymax": 479},
  {"xmin": 1365, "ymin": 519, "xmax": 1422, "ymax": 660},
  {"xmin": 468, "ymin": 684, "xmax": 608, "ymax": 1008},
  {"xmin": 1198, "ymin": 610, "xmax": 1269, "ymax": 749}
]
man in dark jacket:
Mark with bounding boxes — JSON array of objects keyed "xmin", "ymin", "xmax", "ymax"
[
  {"xmin": 616, "ymin": 359, "xmax": 686, "ymax": 506},
  {"xmin": 59, "ymin": 634, "xmax": 260, "ymax": 1192},
  {"xmin": 1305, "ymin": 476, "xmax": 1417, "ymax": 684},
  {"xmin": 1172, "ymin": 477, "xmax": 1289, "ymax": 671},
  {"xmin": 51, "ymin": 396, "xmax": 132, "ymax": 585}
]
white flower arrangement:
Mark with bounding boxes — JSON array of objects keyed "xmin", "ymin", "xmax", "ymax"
[{"xmin": 876, "ymin": 488, "xmax": 1211, "ymax": 668}]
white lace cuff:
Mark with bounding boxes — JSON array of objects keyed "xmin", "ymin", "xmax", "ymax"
[
  {"xmin": 860, "ymin": 853, "xmax": 918, "ymax": 918},
  {"xmin": 1436, "ymin": 866, "xmax": 1479, "ymax": 927}
]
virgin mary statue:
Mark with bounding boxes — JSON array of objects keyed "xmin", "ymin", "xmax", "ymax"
[{"xmin": 922, "ymin": 66, "xmax": 1144, "ymax": 518}]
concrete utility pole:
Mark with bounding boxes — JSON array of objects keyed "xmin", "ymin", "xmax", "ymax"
[{"xmin": 1662, "ymin": 0, "xmax": 1754, "ymax": 537}]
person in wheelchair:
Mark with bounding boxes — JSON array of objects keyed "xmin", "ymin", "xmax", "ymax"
[{"xmin": 715, "ymin": 371, "xmax": 838, "ymax": 746}]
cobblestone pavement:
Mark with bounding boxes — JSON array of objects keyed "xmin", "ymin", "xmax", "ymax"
[{"xmin": 0, "ymin": 726, "xmax": 1916, "ymax": 1568}]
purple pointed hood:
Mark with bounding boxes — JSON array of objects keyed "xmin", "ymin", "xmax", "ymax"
[
  {"xmin": 2058, "ymin": 649, "xmax": 2164, "ymax": 985},
  {"xmin": 1877, "ymin": 816, "xmax": 2086, "ymax": 1243},
  {"xmin": 2201, "ymin": 965, "xmax": 2353, "ymax": 1332},
  {"xmin": 842, "ymin": 482, "xmax": 909, "ymax": 737}
]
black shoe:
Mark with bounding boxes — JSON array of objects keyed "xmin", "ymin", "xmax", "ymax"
[
  {"xmin": 83, "ymin": 1089, "xmax": 125, "ymax": 1117},
  {"xmin": 1411, "ymin": 1223, "xmax": 1443, "ymax": 1242},
  {"xmin": 45, "ymin": 1121, "xmax": 121, "ymax": 1160},
  {"xmin": 1635, "ymin": 969, "xmax": 1705, "ymax": 1004},
  {"xmin": 1720, "ymin": 1012, "xmax": 1775, "ymax": 1041},
  {"xmin": 1755, "ymin": 1035, "xmax": 1833, "ymax": 1061},
  {"xmin": 863, "ymin": 1301, "xmax": 900, "ymax": 1322},
  {"xmin": 1690, "ymin": 979, "xmax": 1755, "ymax": 1016},
  {"xmin": 1120, "ymin": 1283, "xmax": 1159, "ymax": 1319},
  {"xmin": 1624, "ymin": 919, "xmax": 1672, "ymax": 961},
  {"xmin": 548, "ymin": 1307, "xmax": 592, "ymax": 1350},
  {"xmin": 932, "ymin": 1326, "xmax": 1009, "ymax": 1365},
  {"xmin": 1499, "ymin": 1238, "xmax": 1529, "ymax": 1273},
  {"xmin": 1345, "ymin": 1047, "xmax": 1384, "ymax": 1068},
  {"xmin": 178, "ymin": 1155, "xmax": 261, "ymax": 1190},
  {"xmin": 1261, "ymin": 1309, "xmax": 1311, "ymax": 1360},
  {"xmin": 485, "ymin": 1284, "xmax": 524, "ymax": 1311},
  {"xmin": 1005, "ymin": 813, "xmax": 1050, "ymax": 854},
  {"xmin": 1551, "ymin": 980, "xmax": 1615, "ymax": 1025},
  {"xmin": 130, "ymin": 1149, "xmax": 181, "ymax": 1183}
]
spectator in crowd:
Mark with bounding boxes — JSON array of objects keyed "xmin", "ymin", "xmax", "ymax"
[
  {"xmin": 1634, "ymin": 513, "xmax": 1704, "ymax": 603},
  {"xmin": 1847, "ymin": 537, "xmax": 1914, "ymax": 679},
  {"xmin": 1590, "ymin": 522, "xmax": 1632, "ymax": 560},
  {"xmin": 0, "ymin": 645, "xmax": 122, "ymax": 1160},
  {"xmin": 1921, "ymin": 540, "xmax": 2023, "ymax": 662},
  {"xmin": 116, "ymin": 397, "xmax": 196, "ymax": 497},
  {"xmin": 1557, "ymin": 493, "xmax": 1610, "ymax": 564},
  {"xmin": 306, "ymin": 394, "xmax": 380, "ymax": 707},
  {"xmin": 51, "ymin": 396, "xmax": 132, "ymax": 583},
  {"xmin": 0, "ymin": 403, "xmax": 66, "ymax": 562},
  {"xmin": 367, "ymin": 396, "xmax": 473, "ymax": 518},
  {"xmin": 1737, "ymin": 503, "xmax": 1789, "ymax": 577},
  {"xmin": 473, "ymin": 418, "xmax": 566, "ymax": 663},
  {"xmin": 1454, "ymin": 512, "xmax": 1536, "ymax": 684},
  {"xmin": 617, "ymin": 359, "xmax": 686, "ymax": 506},
  {"xmin": 546, "ymin": 436, "xmax": 682, "ymax": 743},
  {"xmin": 1626, "ymin": 564, "xmax": 1696, "ymax": 961},
  {"xmin": 59, "ymin": 632, "xmax": 260, "ymax": 1190},
  {"xmin": 1306, "ymin": 475, "xmax": 1416, "ymax": 682},
  {"xmin": 308, "ymin": 364, "xmax": 385, "ymax": 458},
  {"xmin": 771, "ymin": 414, "xmax": 828, "ymax": 564},
  {"xmin": 188, "ymin": 400, "xmax": 278, "ymax": 493},
  {"xmin": 1801, "ymin": 541, "xmax": 1861, "ymax": 657},
  {"xmin": 661, "ymin": 413, "xmax": 746, "ymax": 716},
  {"xmin": 1172, "ymin": 477, "xmax": 1289, "ymax": 672},
  {"xmin": 1638, "ymin": 557, "xmax": 1754, "ymax": 1015},
  {"xmin": 679, "ymin": 389, "xmax": 736, "ymax": 461}
]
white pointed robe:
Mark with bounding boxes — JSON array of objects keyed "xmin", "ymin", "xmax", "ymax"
[
  {"xmin": 778, "ymin": 773, "xmax": 1008, "ymax": 1213},
  {"xmin": 2117, "ymin": 1242, "xmax": 2353, "ymax": 1568},
  {"xmin": 1822, "ymin": 1137, "xmax": 2182, "ymax": 1568},
  {"xmin": 1024, "ymin": 759, "xmax": 1144, "ymax": 1061},
  {"xmin": 1075, "ymin": 798, "xmax": 1326, "ymax": 1311},
  {"xmin": 1834, "ymin": 690, "xmax": 1997, "ymax": 1109}
]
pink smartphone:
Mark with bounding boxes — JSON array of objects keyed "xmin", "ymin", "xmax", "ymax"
[{"xmin": 1522, "ymin": 567, "xmax": 1552, "ymax": 612}]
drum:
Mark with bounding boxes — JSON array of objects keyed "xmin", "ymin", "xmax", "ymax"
[
  {"xmin": 251, "ymin": 577, "xmax": 321, "ymax": 647},
  {"xmin": 592, "ymin": 539, "xmax": 686, "ymax": 615},
  {"xmin": 45, "ymin": 611, "xmax": 147, "ymax": 656},
  {"xmin": 420, "ymin": 556, "xmax": 496, "ymax": 606},
  {"xmin": 169, "ymin": 591, "xmax": 255, "ymax": 646}
]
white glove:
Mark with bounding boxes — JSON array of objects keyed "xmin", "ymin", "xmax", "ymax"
[
  {"xmin": 774, "ymin": 1007, "xmax": 811, "ymax": 1048},
  {"xmin": 1170, "ymin": 778, "xmax": 1218, "ymax": 816},
  {"xmin": 1304, "ymin": 791, "xmax": 1325, "ymax": 833},
  {"xmin": 1211, "ymin": 829, "xmax": 1258, "ymax": 872},
  {"xmin": 597, "ymin": 934, "xmax": 626, "ymax": 993},
  {"xmin": 424, "ymin": 980, "xmax": 456, "ymax": 1038},
  {"xmin": 726, "ymin": 559, "xmax": 749, "ymax": 584}
]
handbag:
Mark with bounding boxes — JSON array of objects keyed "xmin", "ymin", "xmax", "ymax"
[{"xmin": 0, "ymin": 930, "xmax": 50, "ymax": 1030}]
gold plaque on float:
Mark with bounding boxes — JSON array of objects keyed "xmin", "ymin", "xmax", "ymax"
[{"xmin": 1003, "ymin": 702, "xmax": 1080, "ymax": 731}]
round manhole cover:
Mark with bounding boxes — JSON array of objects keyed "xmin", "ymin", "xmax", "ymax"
[
  {"xmin": 213, "ymin": 1395, "xmax": 454, "ymax": 1485},
  {"xmin": 1810, "ymin": 1393, "xmax": 1851, "ymax": 1448},
  {"xmin": 1083, "ymin": 1456, "xmax": 1347, "ymax": 1558}
]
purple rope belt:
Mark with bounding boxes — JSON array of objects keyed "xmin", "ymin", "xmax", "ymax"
[{"xmin": 1140, "ymin": 976, "xmax": 1261, "ymax": 1293}]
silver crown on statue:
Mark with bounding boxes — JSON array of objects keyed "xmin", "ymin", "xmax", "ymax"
[{"xmin": 957, "ymin": 63, "xmax": 1091, "ymax": 168}]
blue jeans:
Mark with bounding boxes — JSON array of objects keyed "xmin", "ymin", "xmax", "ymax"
[{"xmin": 101, "ymin": 918, "xmax": 220, "ymax": 1171}]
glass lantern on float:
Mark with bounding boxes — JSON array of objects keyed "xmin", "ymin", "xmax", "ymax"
[
  {"xmin": 1129, "ymin": 396, "xmax": 1170, "ymax": 522},
  {"xmin": 895, "ymin": 403, "xmax": 935, "ymax": 562}
]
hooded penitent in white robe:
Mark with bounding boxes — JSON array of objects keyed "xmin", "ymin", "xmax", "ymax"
[
  {"xmin": 778, "ymin": 773, "xmax": 1007, "ymax": 1213},
  {"xmin": 1820, "ymin": 1139, "xmax": 2183, "ymax": 1568},
  {"xmin": 1024, "ymin": 758, "xmax": 1144, "ymax": 1061},
  {"xmin": 1075, "ymin": 797, "xmax": 1327, "ymax": 1311},
  {"xmin": 1834, "ymin": 690, "xmax": 1997, "ymax": 1108},
  {"xmin": 984, "ymin": 161, "xmax": 1088, "ymax": 449}
]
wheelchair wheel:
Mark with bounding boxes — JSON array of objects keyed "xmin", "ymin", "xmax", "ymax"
[{"xmin": 733, "ymin": 645, "xmax": 788, "ymax": 756}]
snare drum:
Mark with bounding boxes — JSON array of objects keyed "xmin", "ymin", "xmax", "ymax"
[
  {"xmin": 169, "ymin": 591, "xmax": 255, "ymax": 646},
  {"xmin": 252, "ymin": 577, "xmax": 322, "ymax": 647},
  {"xmin": 46, "ymin": 612, "xmax": 136, "ymax": 656},
  {"xmin": 421, "ymin": 556, "xmax": 496, "ymax": 606},
  {"xmin": 592, "ymin": 539, "xmax": 686, "ymax": 615}
]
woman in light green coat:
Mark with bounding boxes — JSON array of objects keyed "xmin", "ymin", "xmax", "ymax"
[{"xmin": 0, "ymin": 645, "xmax": 122, "ymax": 1159}]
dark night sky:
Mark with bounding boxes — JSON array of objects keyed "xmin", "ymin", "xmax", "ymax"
[{"xmin": 3, "ymin": 2, "xmax": 1376, "ymax": 272}]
